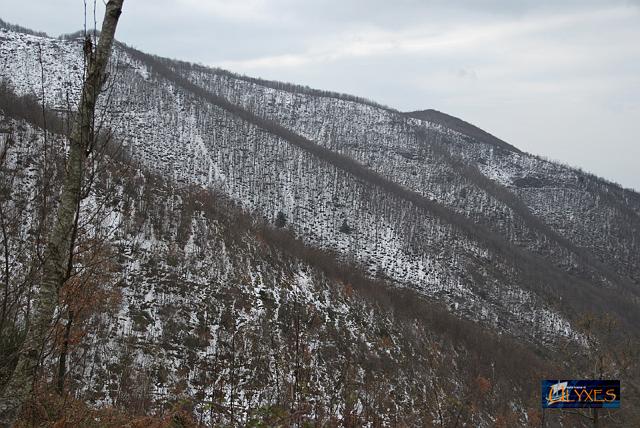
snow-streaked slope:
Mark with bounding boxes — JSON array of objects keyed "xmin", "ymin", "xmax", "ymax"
[
  {"xmin": 3, "ymin": 27, "xmax": 639, "ymax": 347},
  {"xmin": 1, "ymin": 111, "xmax": 555, "ymax": 426}
]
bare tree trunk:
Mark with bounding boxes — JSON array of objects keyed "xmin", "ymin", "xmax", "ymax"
[
  {"xmin": 56, "ymin": 309, "xmax": 74, "ymax": 393},
  {"xmin": 0, "ymin": 2, "xmax": 124, "ymax": 425}
]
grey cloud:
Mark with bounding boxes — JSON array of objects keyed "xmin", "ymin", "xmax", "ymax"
[{"xmin": 0, "ymin": 0, "xmax": 638, "ymax": 190}]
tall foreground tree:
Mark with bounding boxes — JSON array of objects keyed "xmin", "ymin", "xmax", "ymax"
[{"xmin": 0, "ymin": 1, "xmax": 124, "ymax": 425}]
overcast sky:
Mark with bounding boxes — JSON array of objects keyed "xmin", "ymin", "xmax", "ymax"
[{"xmin": 2, "ymin": 0, "xmax": 639, "ymax": 190}]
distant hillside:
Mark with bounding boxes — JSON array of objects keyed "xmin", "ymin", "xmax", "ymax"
[
  {"xmin": 1, "ymin": 22, "xmax": 639, "ymax": 426},
  {"xmin": 0, "ymin": 18, "xmax": 47, "ymax": 37}
]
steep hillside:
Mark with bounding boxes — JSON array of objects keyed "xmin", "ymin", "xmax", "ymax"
[
  {"xmin": 174, "ymin": 58, "xmax": 640, "ymax": 291},
  {"xmin": 2, "ymin": 26, "xmax": 640, "ymax": 345},
  {"xmin": 1, "ymin": 23, "xmax": 640, "ymax": 425},
  {"xmin": 0, "ymin": 92, "xmax": 560, "ymax": 426}
]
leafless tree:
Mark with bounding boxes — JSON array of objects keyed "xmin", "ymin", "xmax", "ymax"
[{"xmin": 0, "ymin": 1, "xmax": 124, "ymax": 425}]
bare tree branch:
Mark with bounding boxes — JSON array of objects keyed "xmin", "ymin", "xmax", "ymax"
[{"xmin": 0, "ymin": 1, "xmax": 125, "ymax": 424}]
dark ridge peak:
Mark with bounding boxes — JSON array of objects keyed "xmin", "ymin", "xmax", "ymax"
[
  {"xmin": 405, "ymin": 108, "xmax": 521, "ymax": 154},
  {"xmin": 58, "ymin": 29, "xmax": 101, "ymax": 41}
]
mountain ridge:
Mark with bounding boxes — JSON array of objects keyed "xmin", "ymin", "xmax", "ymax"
[
  {"xmin": 0, "ymin": 83, "xmax": 557, "ymax": 426},
  {"xmin": 121, "ymin": 44, "xmax": 640, "ymax": 330},
  {"xmin": 3, "ymin": 24, "xmax": 640, "ymax": 340},
  {"xmin": 1, "ymin": 21, "xmax": 639, "ymax": 425}
]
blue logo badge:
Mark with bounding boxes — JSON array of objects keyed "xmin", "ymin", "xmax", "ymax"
[{"xmin": 541, "ymin": 380, "xmax": 620, "ymax": 408}]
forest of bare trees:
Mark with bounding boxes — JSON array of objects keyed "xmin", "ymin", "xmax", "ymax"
[
  {"xmin": 0, "ymin": 1, "xmax": 638, "ymax": 426},
  {"xmin": 0, "ymin": 1, "xmax": 124, "ymax": 425}
]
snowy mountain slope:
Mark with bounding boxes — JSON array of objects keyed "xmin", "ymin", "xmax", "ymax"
[
  {"xmin": 156, "ymin": 53, "xmax": 640, "ymax": 326},
  {"xmin": 2, "ymin": 21, "xmax": 640, "ymax": 425},
  {"xmin": 1, "ymin": 26, "xmax": 639, "ymax": 344},
  {"xmin": 176, "ymin": 59, "xmax": 640, "ymax": 291},
  {"xmin": 1, "ymin": 107, "xmax": 559, "ymax": 426}
]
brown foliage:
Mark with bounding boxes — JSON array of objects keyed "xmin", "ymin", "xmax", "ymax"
[{"xmin": 17, "ymin": 388, "xmax": 199, "ymax": 428}]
